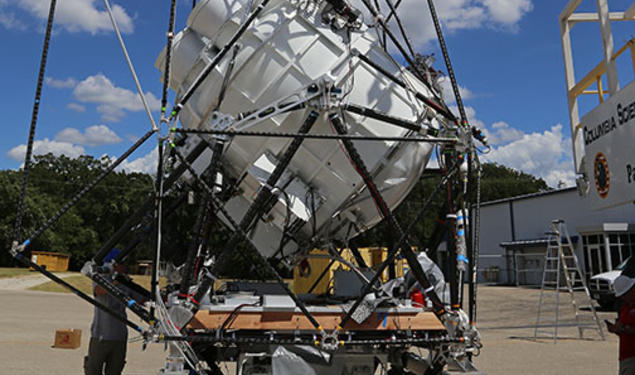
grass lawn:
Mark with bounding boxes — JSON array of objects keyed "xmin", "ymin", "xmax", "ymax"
[
  {"xmin": 28, "ymin": 274, "xmax": 166, "ymax": 295},
  {"xmin": 0, "ymin": 267, "xmax": 34, "ymax": 278},
  {"xmin": 29, "ymin": 274, "xmax": 91, "ymax": 294}
]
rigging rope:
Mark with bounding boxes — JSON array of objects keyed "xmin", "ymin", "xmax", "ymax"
[{"xmin": 13, "ymin": 0, "xmax": 57, "ymax": 244}]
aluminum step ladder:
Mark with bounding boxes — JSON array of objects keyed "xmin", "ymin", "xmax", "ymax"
[{"xmin": 534, "ymin": 219, "xmax": 605, "ymax": 343}]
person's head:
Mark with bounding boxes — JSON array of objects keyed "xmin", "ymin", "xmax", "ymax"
[
  {"xmin": 103, "ymin": 249, "xmax": 126, "ymax": 273},
  {"xmin": 614, "ymin": 275, "xmax": 635, "ymax": 304}
]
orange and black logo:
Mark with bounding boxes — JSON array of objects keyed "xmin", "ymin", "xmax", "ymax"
[{"xmin": 594, "ymin": 152, "xmax": 610, "ymax": 199}]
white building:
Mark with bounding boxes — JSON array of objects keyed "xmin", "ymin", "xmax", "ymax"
[{"xmin": 475, "ymin": 187, "xmax": 635, "ymax": 285}]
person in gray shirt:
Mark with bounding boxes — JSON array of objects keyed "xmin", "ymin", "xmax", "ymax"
[{"xmin": 84, "ymin": 249, "xmax": 144, "ymax": 375}]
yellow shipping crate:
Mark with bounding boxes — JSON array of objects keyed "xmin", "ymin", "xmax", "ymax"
[
  {"xmin": 294, "ymin": 247, "xmax": 410, "ymax": 294},
  {"xmin": 293, "ymin": 249, "xmax": 331, "ymax": 295},
  {"xmin": 30, "ymin": 251, "xmax": 70, "ymax": 272}
]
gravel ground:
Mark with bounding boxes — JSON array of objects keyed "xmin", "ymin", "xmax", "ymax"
[{"xmin": 0, "ymin": 282, "xmax": 619, "ymax": 374}]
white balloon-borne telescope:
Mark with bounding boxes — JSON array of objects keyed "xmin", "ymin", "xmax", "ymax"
[{"xmin": 157, "ymin": 0, "xmax": 443, "ymax": 261}]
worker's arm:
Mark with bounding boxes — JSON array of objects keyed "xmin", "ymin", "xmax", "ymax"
[
  {"xmin": 607, "ymin": 320, "xmax": 635, "ymax": 336},
  {"xmin": 94, "ymin": 284, "xmax": 107, "ymax": 296}
]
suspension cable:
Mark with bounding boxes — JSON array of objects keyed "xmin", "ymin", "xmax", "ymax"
[
  {"xmin": 102, "ymin": 0, "xmax": 158, "ymax": 131},
  {"xmin": 13, "ymin": 0, "xmax": 57, "ymax": 244}
]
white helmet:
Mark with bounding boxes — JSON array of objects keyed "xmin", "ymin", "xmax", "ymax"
[{"xmin": 614, "ymin": 275, "xmax": 635, "ymax": 297}]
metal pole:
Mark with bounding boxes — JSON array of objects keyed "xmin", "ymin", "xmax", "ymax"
[{"xmin": 151, "ymin": 140, "xmax": 166, "ymax": 316}]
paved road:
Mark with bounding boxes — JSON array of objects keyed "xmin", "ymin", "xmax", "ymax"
[
  {"xmin": 473, "ymin": 286, "xmax": 618, "ymax": 375},
  {"xmin": 0, "ymin": 289, "xmax": 166, "ymax": 375},
  {"xmin": 0, "ymin": 285, "xmax": 619, "ymax": 374}
]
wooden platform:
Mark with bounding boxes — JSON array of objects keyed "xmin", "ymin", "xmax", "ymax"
[{"xmin": 189, "ymin": 310, "xmax": 445, "ymax": 331}]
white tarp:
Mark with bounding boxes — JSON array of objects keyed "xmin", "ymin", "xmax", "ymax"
[{"xmin": 581, "ymin": 80, "xmax": 635, "ymax": 210}]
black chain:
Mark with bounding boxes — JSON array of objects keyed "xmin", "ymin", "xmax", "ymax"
[
  {"xmin": 160, "ymin": 0, "xmax": 178, "ymax": 117},
  {"xmin": 13, "ymin": 0, "xmax": 57, "ymax": 244},
  {"xmin": 328, "ymin": 113, "xmax": 447, "ymax": 325},
  {"xmin": 426, "ymin": 0, "xmax": 467, "ymax": 125},
  {"xmin": 172, "ymin": 128, "xmax": 452, "ymax": 143},
  {"xmin": 470, "ymin": 166, "xmax": 482, "ymax": 324}
]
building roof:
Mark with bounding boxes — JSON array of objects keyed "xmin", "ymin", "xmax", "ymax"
[
  {"xmin": 500, "ymin": 235, "xmax": 579, "ymax": 248},
  {"xmin": 480, "ymin": 187, "xmax": 577, "ymax": 207}
]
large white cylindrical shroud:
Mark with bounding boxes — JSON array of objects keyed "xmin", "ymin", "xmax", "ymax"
[{"xmin": 157, "ymin": 0, "xmax": 440, "ymax": 260}]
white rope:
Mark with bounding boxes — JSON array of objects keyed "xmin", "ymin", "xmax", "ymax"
[{"xmin": 102, "ymin": 0, "xmax": 158, "ymax": 132}]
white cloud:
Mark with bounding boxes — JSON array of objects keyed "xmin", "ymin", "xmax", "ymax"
[
  {"xmin": 46, "ymin": 77, "xmax": 77, "ymax": 89},
  {"xmin": 357, "ymin": 0, "xmax": 533, "ymax": 49},
  {"xmin": 11, "ymin": 0, "xmax": 133, "ymax": 34},
  {"xmin": 7, "ymin": 138, "xmax": 85, "ymax": 161},
  {"xmin": 485, "ymin": 121, "xmax": 524, "ymax": 145},
  {"xmin": 67, "ymin": 102, "xmax": 86, "ymax": 112},
  {"xmin": 118, "ymin": 147, "xmax": 157, "ymax": 174},
  {"xmin": 448, "ymin": 104, "xmax": 574, "ymax": 188},
  {"xmin": 483, "ymin": 124, "xmax": 575, "ymax": 188},
  {"xmin": 0, "ymin": 10, "xmax": 26, "ymax": 30},
  {"xmin": 73, "ymin": 74, "xmax": 160, "ymax": 122},
  {"xmin": 55, "ymin": 125, "xmax": 122, "ymax": 147},
  {"xmin": 439, "ymin": 76, "xmax": 473, "ymax": 104},
  {"xmin": 480, "ymin": 0, "xmax": 533, "ymax": 27}
]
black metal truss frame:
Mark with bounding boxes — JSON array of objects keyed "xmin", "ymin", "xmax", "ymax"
[{"xmin": 8, "ymin": 0, "xmax": 483, "ymax": 369}]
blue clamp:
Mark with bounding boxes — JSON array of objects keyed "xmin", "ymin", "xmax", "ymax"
[
  {"xmin": 457, "ymin": 254, "xmax": 469, "ymax": 263},
  {"xmin": 127, "ymin": 299, "xmax": 136, "ymax": 307}
]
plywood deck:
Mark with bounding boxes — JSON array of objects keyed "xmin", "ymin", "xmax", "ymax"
[{"xmin": 188, "ymin": 310, "xmax": 445, "ymax": 331}]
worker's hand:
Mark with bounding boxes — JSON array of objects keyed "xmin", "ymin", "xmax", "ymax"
[{"xmin": 606, "ymin": 320, "xmax": 623, "ymax": 335}]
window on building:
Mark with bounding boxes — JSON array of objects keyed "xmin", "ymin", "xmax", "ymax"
[
  {"xmin": 590, "ymin": 248, "xmax": 601, "ymax": 275},
  {"xmin": 582, "ymin": 233, "xmax": 606, "ymax": 276}
]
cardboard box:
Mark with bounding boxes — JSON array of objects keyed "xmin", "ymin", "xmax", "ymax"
[{"xmin": 53, "ymin": 329, "xmax": 81, "ymax": 349}]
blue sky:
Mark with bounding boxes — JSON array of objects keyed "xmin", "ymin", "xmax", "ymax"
[{"xmin": 0, "ymin": 0, "xmax": 633, "ymax": 187}]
